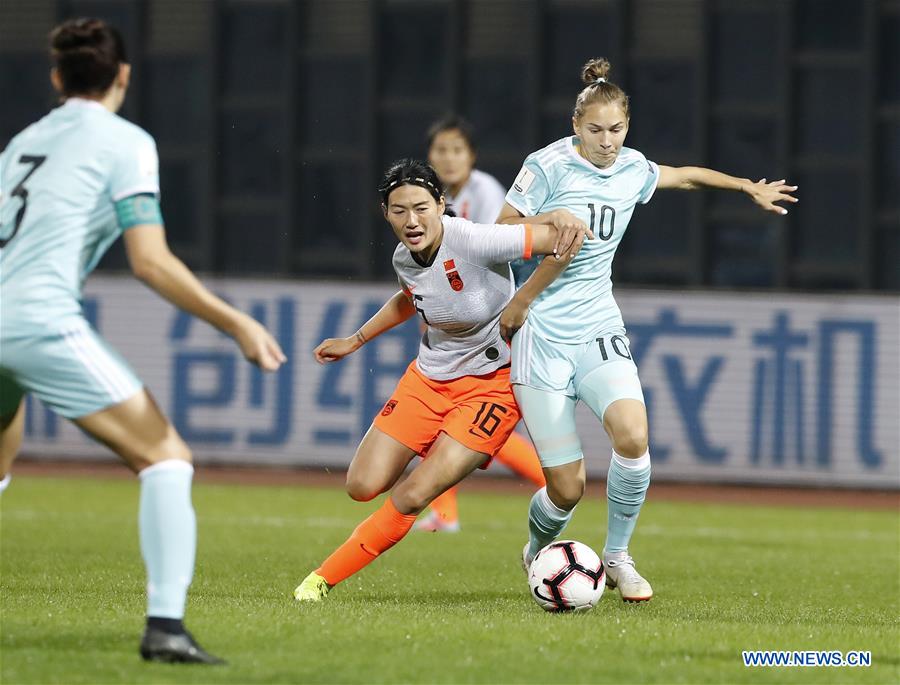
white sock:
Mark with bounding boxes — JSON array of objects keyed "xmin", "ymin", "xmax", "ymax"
[
  {"xmin": 139, "ymin": 460, "xmax": 196, "ymax": 619},
  {"xmin": 527, "ymin": 487, "xmax": 574, "ymax": 561}
]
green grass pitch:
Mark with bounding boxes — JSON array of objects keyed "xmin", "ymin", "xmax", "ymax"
[{"xmin": 1, "ymin": 475, "xmax": 898, "ymax": 684}]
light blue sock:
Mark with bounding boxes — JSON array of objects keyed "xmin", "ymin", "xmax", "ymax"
[
  {"xmin": 605, "ymin": 450, "xmax": 651, "ymax": 554},
  {"xmin": 527, "ymin": 487, "xmax": 574, "ymax": 560},
  {"xmin": 138, "ymin": 460, "xmax": 196, "ymax": 619}
]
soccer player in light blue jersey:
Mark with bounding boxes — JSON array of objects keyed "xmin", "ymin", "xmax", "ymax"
[
  {"xmin": 498, "ymin": 58, "xmax": 797, "ymax": 601},
  {"xmin": 0, "ymin": 18, "xmax": 286, "ymax": 663}
]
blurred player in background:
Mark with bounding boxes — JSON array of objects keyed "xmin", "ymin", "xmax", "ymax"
[
  {"xmin": 427, "ymin": 114, "xmax": 506, "ymax": 224},
  {"xmin": 418, "ymin": 115, "xmax": 544, "ymax": 533},
  {"xmin": 293, "ymin": 159, "xmax": 588, "ymax": 601},
  {"xmin": 499, "ymin": 58, "xmax": 797, "ymax": 601},
  {"xmin": 0, "ymin": 18, "xmax": 286, "ymax": 663}
]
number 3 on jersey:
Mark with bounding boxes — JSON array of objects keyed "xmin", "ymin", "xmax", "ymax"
[
  {"xmin": 0, "ymin": 154, "xmax": 47, "ymax": 248},
  {"xmin": 587, "ymin": 203, "xmax": 615, "ymax": 241}
]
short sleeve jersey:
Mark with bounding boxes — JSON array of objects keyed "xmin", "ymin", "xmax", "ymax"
[
  {"xmin": 0, "ymin": 98, "xmax": 160, "ymax": 330},
  {"xmin": 505, "ymin": 137, "xmax": 658, "ymax": 342},
  {"xmin": 393, "ymin": 216, "xmax": 533, "ymax": 381},
  {"xmin": 445, "ymin": 169, "xmax": 507, "ymax": 224}
]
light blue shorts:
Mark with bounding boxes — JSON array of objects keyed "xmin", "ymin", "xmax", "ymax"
[
  {"xmin": 510, "ymin": 321, "xmax": 645, "ymax": 467},
  {"xmin": 0, "ymin": 317, "xmax": 143, "ymax": 419}
]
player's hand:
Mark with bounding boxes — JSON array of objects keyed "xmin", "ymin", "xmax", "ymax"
[
  {"xmin": 313, "ymin": 336, "xmax": 359, "ymax": 363},
  {"xmin": 550, "ymin": 209, "xmax": 594, "ymax": 258},
  {"xmin": 745, "ymin": 178, "xmax": 798, "ymax": 215},
  {"xmin": 500, "ymin": 297, "xmax": 529, "ymax": 342},
  {"xmin": 553, "ymin": 225, "xmax": 589, "ymax": 260},
  {"xmin": 233, "ymin": 315, "xmax": 287, "ymax": 371}
]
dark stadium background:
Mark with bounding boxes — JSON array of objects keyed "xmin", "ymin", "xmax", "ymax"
[
  {"xmin": 1, "ymin": 0, "xmax": 898, "ymax": 290},
  {"xmin": 2, "ymin": 5, "xmax": 898, "ymax": 681}
]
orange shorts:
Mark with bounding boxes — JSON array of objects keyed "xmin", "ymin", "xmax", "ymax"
[{"xmin": 374, "ymin": 361, "xmax": 522, "ymax": 460}]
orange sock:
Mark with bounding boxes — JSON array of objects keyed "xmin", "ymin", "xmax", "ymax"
[
  {"xmin": 495, "ymin": 432, "xmax": 546, "ymax": 487},
  {"xmin": 316, "ymin": 497, "xmax": 417, "ymax": 586},
  {"xmin": 428, "ymin": 487, "xmax": 459, "ymax": 523}
]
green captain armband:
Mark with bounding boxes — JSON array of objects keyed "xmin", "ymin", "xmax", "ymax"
[{"xmin": 114, "ymin": 193, "xmax": 163, "ymax": 229}]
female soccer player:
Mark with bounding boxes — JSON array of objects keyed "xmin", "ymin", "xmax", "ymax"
[
  {"xmin": 0, "ymin": 19, "xmax": 286, "ymax": 663},
  {"xmin": 499, "ymin": 58, "xmax": 797, "ymax": 602},
  {"xmin": 293, "ymin": 159, "xmax": 587, "ymax": 601},
  {"xmin": 426, "ymin": 114, "xmax": 507, "ymax": 224},
  {"xmin": 418, "ymin": 115, "xmax": 545, "ymax": 533}
]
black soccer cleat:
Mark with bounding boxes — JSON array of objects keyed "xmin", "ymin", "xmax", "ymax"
[{"xmin": 139, "ymin": 626, "xmax": 226, "ymax": 665}]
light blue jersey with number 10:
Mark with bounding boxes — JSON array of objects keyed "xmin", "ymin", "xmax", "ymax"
[
  {"xmin": 505, "ymin": 137, "xmax": 658, "ymax": 343},
  {"xmin": 0, "ymin": 98, "xmax": 159, "ymax": 332}
]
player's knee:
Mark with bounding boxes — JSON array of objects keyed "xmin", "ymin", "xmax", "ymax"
[
  {"xmin": 390, "ymin": 487, "xmax": 428, "ymax": 516},
  {"xmin": 345, "ymin": 476, "xmax": 380, "ymax": 502},
  {"xmin": 141, "ymin": 432, "xmax": 192, "ymax": 468},
  {"xmin": 546, "ymin": 476, "xmax": 584, "ymax": 510},
  {"xmin": 613, "ymin": 426, "xmax": 648, "ymax": 459}
]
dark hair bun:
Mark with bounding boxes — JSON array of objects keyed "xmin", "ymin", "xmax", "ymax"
[{"xmin": 49, "ymin": 18, "xmax": 127, "ymax": 96}]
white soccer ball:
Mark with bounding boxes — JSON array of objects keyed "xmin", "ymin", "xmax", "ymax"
[{"xmin": 528, "ymin": 540, "xmax": 605, "ymax": 612}]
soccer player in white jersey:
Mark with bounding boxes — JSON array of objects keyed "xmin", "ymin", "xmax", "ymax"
[
  {"xmin": 418, "ymin": 115, "xmax": 546, "ymax": 533},
  {"xmin": 0, "ymin": 19, "xmax": 286, "ymax": 662},
  {"xmin": 293, "ymin": 159, "xmax": 588, "ymax": 601},
  {"xmin": 426, "ymin": 114, "xmax": 507, "ymax": 224},
  {"xmin": 498, "ymin": 58, "xmax": 797, "ymax": 602}
]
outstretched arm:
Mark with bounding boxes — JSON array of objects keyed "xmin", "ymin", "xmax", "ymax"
[
  {"xmin": 313, "ymin": 291, "xmax": 416, "ymax": 363},
  {"xmin": 657, "ymin": 166, "xmax": 798, "ymax": 215},
  {"xmin": 124, "ymin": 224, "xmax": 286, "ymax": 371}
]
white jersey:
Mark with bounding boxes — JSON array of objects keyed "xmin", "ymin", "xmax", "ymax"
[
  {"xmin": 445, "ymin": 169, "xmax": 506, "ymax": 224},
  {"xmin": 393, "ymin": 215, "xmax": 533, "ymax": 381}
]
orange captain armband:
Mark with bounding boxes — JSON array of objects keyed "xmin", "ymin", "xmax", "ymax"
[{"xmin": 522, "ymin": 225, "xmax": 533, "ymax": 259}]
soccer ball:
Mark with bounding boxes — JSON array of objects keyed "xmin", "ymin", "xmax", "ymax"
[{"xmin": 528, "ymin": 540, "xmax": 605, "ymax": 612}]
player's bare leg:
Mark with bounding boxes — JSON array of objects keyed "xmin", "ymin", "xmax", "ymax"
[
  {"xmin": 75, "ymin": 389, "xmax": 191, "ymax": 471},
  {"xmin": 75, "ymin": 389, "xmax": 223, "ymax": 664},
  {"xmin": 0, "ymin": 400, "xmax": 25, "ymax": 494},
  {"xmin": 601, "ymin": 398, "xmax": 653, "ymax": 602},
  {"xmin": 345, "ymin": 426, "xmax": 417, "ymax": 502},
  {"xmin": 416, "ymin": 486, "xmax": 461, "ymax": 532},
  {"xmin": 391, "ymin": 434, "xmax": 488, "ymax": 516},
  {"xmin": 419, "ymin": 432, "xmax": 544, "ymax": 533},
  {"xmin": 296, "ymin": 435, "xmax": 487, "ymax": 602}
]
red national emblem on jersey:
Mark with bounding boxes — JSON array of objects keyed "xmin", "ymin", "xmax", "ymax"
[
  {"xmin": 444, "ymin": 260, "xmax": 464, "ymax": 291},
  {"xmin": 381, "ymin": 399, "xmax": 398, "ymax": 416}
]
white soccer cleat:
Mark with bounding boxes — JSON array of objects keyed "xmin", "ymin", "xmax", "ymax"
[
  {"xmin": 521, "ymin": 542, "xmax": 534, "ymax": 575},
  {"xmin": 415, "ymin": 511, "xmax": 460, "ymax": 533},
  {"xmin": 603, "ymin": 551, "xmax": 653, "ymax": 602}
]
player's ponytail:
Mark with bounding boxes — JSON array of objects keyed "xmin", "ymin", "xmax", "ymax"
[
  {"xmin": 50, "ymin": 18, "xmax": 127, "ymax": 97},
  {"xmin": 573, "ymin": 57, "xmax": 630, "ymax": 121}
]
